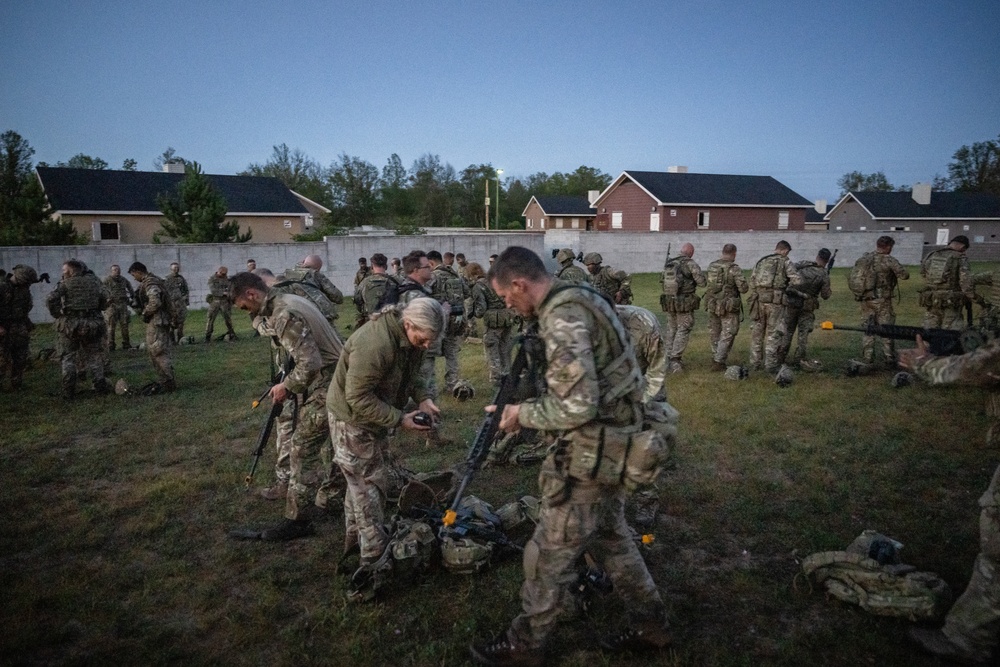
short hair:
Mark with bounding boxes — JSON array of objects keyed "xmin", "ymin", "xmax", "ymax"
[
  {"xmin": 246, "ymin": 258, "xmax": 256, "ymax": 264},
  {"xmin": 816, "ymin": 248, "xmax": 832, "ymax": 263},
  {"xmin": 391, "ymin": 257, "xmax": 401, "ymax": 267},
  {"xmin": 775, "ymin": 240, "xmax": 791, "ymax": 252},
  {"xmin": 253, "ymin": 267, "xmax": 275, "ymax": 279},
  {"xmin": 358, "ymin": 257, "xmax": 367, "ymax": 264},
  {"xmin": 489, "ymin": 254, "xmax": 498, "ymax": 261},
  {"xmin": 427, "ymin": 250, "xmax": 443, "ymax": 263},
  {"xmin": 722, "ymin": 243, "xmax": 737, "ymax": 255},
  {"xmin": 876, "ymin": 235, "xmax": 896, "ymax": 249},
  {"xmin": 370, "ymin": 253, "xmax": 388, "ymax": 269},
  {"xmin": 65, "ymin": 259, "xmax": 85, "ymax": 275},
  {"xmin": 229, "ymin": 271, "xmax": 267, "ymax": 300},
  {"xmin": 403, "ymin": 250, "xmax": 428, "ymax": 276},
  {"xmin": 465, "ymin": 262, "xmax": 486, "ymax": 282},
  {"xmin": 169, "ymin": 262, "xmax": 179, "ymax": 268},
  {"xmin": 111, "ymin": 263, "xmax": 121, "ymax": 270},
  {"xmin": 952, "ymin": 235, "xmax": 970, "ymax": 249},
  {"xmin": 456, "ymin": 253, "xmax": 466, "ymax": 261},
  {"xmin": 488, "ymin": 246, "xmax": 548, "ymax": 287},
  {"xmin": 128, "ymin": 261, "xmax": 147, "ymax": 274},
  {"xmin": 443, "ymin": 252, "xmax": 455, "ymax": 262}
]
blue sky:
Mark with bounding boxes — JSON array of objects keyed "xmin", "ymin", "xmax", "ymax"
[{"xmin": 2, "ymin": 0, "xmax": 998, "ymax": 202}]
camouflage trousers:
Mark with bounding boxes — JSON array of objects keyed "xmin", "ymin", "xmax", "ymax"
[
  {"xmin": 707, "ymin": 311, "xmax": 741, "ymax": 364},
  {"xmin": 663, "ymin": 310, "xmax": 695, "ymax": 361},
  {"xmin": 940, "ymin": 464, "xmax": 1000, "ymax": 662},
  {"xmin": 104, "ymin": 303, "xmax": 131, "ymax": 349},
  {"xmin": 507, "ymin": 472, "xmax": 667, "ymax": 649},
  {"xmin": 145, "ymin": 323, "xmax": 174, "ymax": 386},
  {"xmin": 923, "ymin": 306, "xmax": 967, "ymax": 331},
  {"xmin": 482, "ymin": 324, "xmax": 514, "ymax": 385},
  {"xmin": 171, "ymin": 300, "xmax": 187, "ymax": 340},
  {"xmin": 0, "ymin": 321, "xmax": 31, "ymax": 388},
  {"xmin": 421, "ymin": 333, "xmax": 461, "ymax": 399},
  {"xmin": 749, "ymin": 302, "xmax": 789, "ymax": 371},
  {"xmin": 58, "ymin": 322, "xmax": 106, "ymax": 395},
  {"xmin": 782, "ymin": 305, "xmax": 817, "ymax": 363},
  {"xmin": 330, "ymin": 419, "xmax": 394, "ymax": 561},
  {"xmin": 860, "ymin": 298, "xmax": 897, "ymax": 365},
  {"xmin": 205, "ymin": 299, "xmax": 235, "ymax": 337},
  {"xmin": 280, "ymin": 387, "xmax": 339, "ymax": 521}
]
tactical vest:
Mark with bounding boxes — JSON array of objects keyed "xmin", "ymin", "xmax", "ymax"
[
  {"xmin": 207, "ymin": 275, "xmax": 231, "ymax": 299},
  {"xmin": 922, "ymin": 248, "xmax": 962, "ymax": 291},
  {"xmin": 662, "ymin": 256, "xmax": 697, "ymax": 296},
  {"xmin": 267, "ymin": 293, "xmax": 342, "ymax": 377},
  {"xmin": 60, "ymin": 274, "xmax": 105, "ymax": 314},
  {"xmin": 3, "ymin": 279, "xmax": 33, "ymax": 322},
  {"xmin": 359, "ymin": 274, "xmax": 394, "ymax": 315},
  {"xmin": 589, "ymin": 266, "xmax": 621, "ymax": 300},
  {"xmin": 273, "ymin": 278, "xmax": 336, "ymax": 323},
  {"xmin": 104, "ymin": 275, "xmax": 132, "ymax": 303},
  {"xmin": 753, "ymin": 253, "xmax": 789, "ymax": 292},
  {"xmin": 849, "ymin": 252, "xmax": 879, "ymax": 300},
  {"xmin": 704, "ymin": 259, "xmax": 742, "ymax": 316},
  {"xmin": 139, "ymin": 274, "xmax": 174, "ymax": 325},
  {"xmin": 555, "ymin": 263, "xmax": 588, "ymax": 285},
  {"xmin": 431, "ymin": 266, "xmax": 466, "ymax": 315},
  {"xmin": 164, "ymin": 274, "xmax": 188, "ymax": 301},
  {"xmin": 476, "ymin": 278, "xmax": 514, "ymax": 329}
]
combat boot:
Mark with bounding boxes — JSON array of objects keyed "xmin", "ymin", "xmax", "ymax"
[
  {"xmin": 205, "ymin": 332, "xmax": 212, "ymax": 343},
  {"xmin": 907, "ymin": 627, "xmax": 990, "ymax": 665},
  {"xmin": 469, "ymin": 636, "xmax": 544, "ymax": 666},
  {"xmin": 259, "ymin": 518, "xmax": 315, "ymax": 542}
]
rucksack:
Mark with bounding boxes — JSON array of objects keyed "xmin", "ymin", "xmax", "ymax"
[
  {"xmin": 923, "ymin": 249, "xmax": 958, "ymax": 289},
  {"xmin": 375, "ymin": 279, "xmax": 411, "ymax": 309},
  {"xmin": 849, "ymin": 253, "xmax": 877, "ymax": 300},
  {"xmin": 753, "ymin": 254, "xmax": 785, "ymax": 290},
  {"xmin": 661, "ymin": 257, "xmax": 682, "ymax": 296},
  {"xmin": 704, "ymin": 260, "xmax": 729, "ymax": 296}
]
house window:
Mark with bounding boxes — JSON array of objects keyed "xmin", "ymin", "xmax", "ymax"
[
  {"xmin": 93, "ymin": 221, "xmax": 121, "ymax": 242},
  {"xmin": 557, "ymin": 217, "xmax": 565, "ymax": 228},
  {"xmin": 860, "ymin": 226, "xmax": 867, "ymax": 231},
  {"xmin": 611, "ymin": 212, "xmax": 623, "ymax": 229},
  {"xmin": 670, "ymin": 209, "xmax": 677, "ymax": 217},
  {"xmin": 778, "ymin": 211, "xmax": 789, "ymax": 230},
  {"xmin": 963, "ymin": 224, "xmax": 970, "ymax": 231},
  {"xmin": 571, "ymin": 218, "xmax": 579, "ymax": 229},
  {"xmin": 697, "ymin": 211, "xmax": 709, "ymax": 229},
  {"xmin": 540, "ymin": 218, "xmax": 546, "ymax": 229},
  {"xmin": 975, "ymin": 235, "xmax": 985, "ymax": 243},
  {"xmin": 890, "ymin": 226, "xmax": 910, "ymax": 232}
]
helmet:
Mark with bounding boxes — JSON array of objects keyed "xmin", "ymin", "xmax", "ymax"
[
  {"xmin": 891, "ymin": 372, "xmax": 912, "ymax": 388},
  {"xmin": 555, "ymin": 248, "xmax": 575, "ymax": 264},
  {"xmin": 452, "ymin": 380, "xmax": 475, "ymax": 402},
  {"xmin": 775, "ymin": 365, "xmax": 794, "ymax": 388},
  {"xmin": 440, "ymin": 536, "xmax": 493, "ymax": 574},
  {"xmin": 12, "ymin": 264, "xmax": 38, "ymax": 285},
  {"xmin": 724, "ymin": 365, "xmax": 749, "ymax": 381},
  {"xmin": 582, "ymin": 252, "xmax": 603, "ymax": 266}
]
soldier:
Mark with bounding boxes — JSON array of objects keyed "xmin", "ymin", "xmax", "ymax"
[
  {"xmin": 783, "ymin": 248, "xmax": 833, "ymax": 368},
  {"xmin": 553, "ymin": 248, "xmax": 589, "ymax": 285},
  {"xmin": 583, "ymin": 252, "xmax": 633, "ymax": 304},
  {"xmin": 164, "ymin": 262, "xmax": 190, "ymax": 343},
  {"xmin": 354, "ymin": 257, "xmax": 372, "ymax": 289},
  {"xmin": 452, "ymin": 252, "xmax": 478, "ymax": 338},
  {"xmin": 0, "ymin": 264, "xmax": 43, "ymax": 390},
  {"xmin": 747, "ymin": 240, "xmax": 802, "ymax": 373},
  {"xmin": 920, "ymin": 235, "xmax": 973, "ymax": 330},
  {"xmin": 851, "ymin": 236, "xmax": 910, "ymax": 369},
  {"xmin": 246, "ymin": 258, "xmax": 257, "ymax": 272},
  {"xmin": 427, "ymin": 250, "xmax": 467, "ymax": 396},
  {"xmin": 47, "ymin": 260, "xmax": 111, "ymax": 398},
  {"xmin": 205, "ymin": 266, "xmax": 237, "ymax": 342},
  {"xmin": 469, "ymin": 262, "xmax": 516, "ymax": 385},
  {"xmin": 397, "ymin": 251, "xmax": 434, "ymax": 305},
  {"xmin": 353, "ymin": 253, "xmax": 397, "ymax": 327},
  {"xmin": 703, "ymin": 244, "xmax": 749, "ymax": 371},
  {"xmin": 471, "ymin": 246, "xmax": 670, "ymax": 665},
  {"xmin": 972, "ymin": 268, "xmax": 1000, "ymax": 335},
  {"xmin": 488, "ymin": 254, "xmax": 498, "ymax": 268},
  {"xmin": 102, "ymin": 264, "xmax": 134, "ymax": 351},
  {"xmin": 127, "ymin": 262, "xmax": 176, "ymax": 392},
  {"xmin": 660, "ymin": 243, "xmax": 705, "ymax": 372},
  {"xmin": 283, "ymin": 254, "xmax": 345, "ymax": 326},
  {"xmin": 900, "ymin": 336, "xmax": 1000, "ymax": 664},
  {"xmin": 326, "ymin": 297, "xmax": 445, "ymax": 600},
  {"xmin": 391, "ymin": 257, "xmax": 404, "ymax": 280},
  {"xmin": 231, "ymin": 272, "xmax": 344, "ymax": 541}
]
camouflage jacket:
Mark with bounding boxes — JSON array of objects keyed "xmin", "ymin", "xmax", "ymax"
[
  {"xmin": 0, "ymin": 277, "xmax": 33, "ymax": 325},
  {"xmin": 662, "ymin": 256, "xmax": 705, "ymax": 296},
  {"xmin": 921, "ymin": 248, "xmax": 972, "ymax": 299},
  {"xmin": 704, "ymin": 259, "xmax": 749, "ymax": 302},
  {"xmin": 616, "ymin": 305, "xmax": 668, "ymax": 404},
  {"xmin": 862, "ymin": 252, "xmax": 910, "ymax": 300},
  {"xmin": 472, "ymin": 277, "xmax": 516, "ymax": 328},
  {"xmin": 431, "ymin": 264, "xmax": 468, "ymax": 313},
  {"xmin": 259, "ymin": 293, "xmax": 342, "ymax": 396},
  {"xmin": 788, "ymin": 261, "xmax": 832, "ymax": 311},
  {"xmin": 397, "ymin": 278, "xmax": 431, "ymax": 305},
  {"xmin": 136, "ymin": 274, "xmax": 172, "ymax": 327},
  {"xmin": 750, "ymin": 254, "xmax": 802, "ymax": 294},
  {"xmin": 555, "ymin": 262, "xmax": 589, "ymax": 285},
  {"xmin": 355, "ymin": 273, "xmax": 397, "ymax": 315},
  {"xmin": 207, "ymin": 274, "xmax": 232, "ymax": 302},
  {"xmin": 103, "ymin": 274, "xmax": 134, "ymax": 306},
  {"xmin": 46, "ymin": 274, "xmax": 108, "ymax": 319},
  {"xmin": 327, "ymin": 309, "xmax": 431, "ymax": 432},
  {"xmin": 354, "ymin": 266, "xmax": 372, "ymax": 288},
  {"xmin": 164, "ymin": 274, "xmax": 190, "ymax": 304},
  {"xmin": 589, "ymin": 265, "xmax": 633, "ymax": 304}
]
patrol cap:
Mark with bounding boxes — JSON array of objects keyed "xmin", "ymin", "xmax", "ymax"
[
  {"xmin": 555, "ymin": 248, "xmax": 575, "ymax": 263},
  {"xmin": 582, "ymin": 252, "xmax": 603, "ymax": 265}
]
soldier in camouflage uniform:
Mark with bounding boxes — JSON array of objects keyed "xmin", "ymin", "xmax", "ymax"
[
  {"xmin": 102, "ymin": 264, "xmax": 134, "ymax": 351},
  {"xmin": 425, "ymin": 250, "xmax": 467, "ymax": 396},
  {"xmin": 232, "ymin": 272, "xmax": 344, "ymax": 541},
  {"xmin": 855, "ymin": 236, "xmax": 910, "ymax": 368},
  {"xmin": 128, "ymin": 262, "xmax": 176, "ymax": 391},
  {"xmin": 391, "ymin": 257, "xmax": 404, "ymax": 280},
  {"xmin": 164, "ymin": 262, "xmax": 190, "ymax": 343},
  {"xmin": 973, "ymin": 269, "xmax": 1000, "ymax": 335},
  {"xmin": 920, "ymin": 235, "xmax": 973, "ymax": 330},
  {"xmin": 284, "ymin": 254, "xmax": 345, "ymax": 327},
  {"xmin": 471, "ymin": 247, "xmax": 670, "ymax": 666},
  {"xmin": 660, "ymin": 243, "xmax": 705, "ymax": 372},
  {"xmin": 582, "ymin": 252, "xmax": 632, "ymax": 304},
  {"xmin": 353, "ymin": 253, "xmax": 397, "ymax": 327},
  {"xmin": 47, "ymin": 260, "xmax": 111, "ymax": 398},
  {"xmin": 455, "ymin": 252, "xmax": 478, "ymax": 337},
  {"xmin": 747, "ymin": 240, "xmax": 802, "ymax": 373},
  {"xmin": 703, "ymin": 244, "xmax": 749, "ymax": 371},
  {"xmin": 553, "ymin": 248, "xmax": 589, "ymax": 285},
  {"xmin": 205, "ymin": 266, "xmax": 237, "ymax": 342},
  {"xmin": 469, "ymin": 262, "xmax": 516, "ymax": 385},
  {"xmin": 0, "ymin": 264, "xmax": 41, "ymax": 390},
  {"xmin": 326, "ymin": 298, "xmax": 445, "ymax": 598},
  {"xmin": 783, "ymin": 249, "xmax": 833, "ymax": 367},
  {"xmin": 354, "ymin": 257, "xmax": 372, "ymax": 289},
  {"xmin": 396, "ymin": 251, "xmax": 434, "ymax": 305},
  {"xmin": 900, "ymin": 337, "xmax": 1000, "ymax": 665}
]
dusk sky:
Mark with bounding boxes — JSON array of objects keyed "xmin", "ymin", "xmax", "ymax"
[{"xmin": 3, "ymin": 0, "xmax": 998, "ymax": 203}]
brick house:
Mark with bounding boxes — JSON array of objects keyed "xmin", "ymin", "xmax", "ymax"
[
  {"xmin": 588, "ymin": 169, "xmax": 813, "ymax": 233},
  {"xmin": 36, "ymin": 167, "xmax": 330, "ymax": 244},
  {"xmin": 522, "ymin": 195, "xmax": 596, "ymax": 231}
]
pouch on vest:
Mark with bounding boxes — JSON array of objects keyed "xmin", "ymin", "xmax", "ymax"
[{"xmin": 568, "ymin": 424, "xmax": 666, "ymax": 491}]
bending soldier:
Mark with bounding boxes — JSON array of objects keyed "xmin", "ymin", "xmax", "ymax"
[
  {"xmin": 783, "ymin": 248, "xmax": 832, "ymax": 368},
  {"xmin": 553, "ymin": 248, "xmax": 589, "ymax": 285},
  {"xmin": 583, "ymin": 252, "xmax": 632, "ymax": 304},
  {"xmin": 128, "ymin": 262, "xmax": 176, "ymax": 392}
]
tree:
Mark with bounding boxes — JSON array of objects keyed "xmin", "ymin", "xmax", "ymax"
[
  {"xmin": 155, "ymin": 162, "xmax": 250, "ymax": 243},
  {"xmin": 64, "ymin": 154, "xmax": 109, "ymax": 170},
  {"xmin": 327, "ymin": 154, "xmax": 380, "ymax": 228},
  {"xmin": 0, "ymin": 130, "xmax": 80, "ymax": 245},
  {"xmin": 380, "ymin": 153, "xmax": 412, "ymax": 222},
  {"xmin": 241, "ymin": 144, "xmax": 331, "ymax": 208},
  {"xmin": 457, "ymin": 164, "xmax": 500, "ymax": 228},
  {"xmin": 121, "ymin": 158, "xmax": 138, "ymax": 171},
  {"xmin": 946, "ymin": 134, "xmax": 1000, "ymax": 195},
  {"xmin": 409, "ymin": 153, "xmax": 455, "ymax": 227},
  {"xmin": 153, "ymin": 147, "xmax": 186, "ymax": 171},
  {"xmin": 837, "ymin": 170, "xmax": 895, "ymax": 196}
]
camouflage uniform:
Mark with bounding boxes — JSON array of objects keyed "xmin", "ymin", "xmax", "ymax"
[
  {"xmin": 783, "ymin": 261, "xmax": 832, "ymax": 364},
  {"xmin": 858, "ymin": 251, "xmax": 910, "ymax": 365},
  {"xmin": 553, "ymin": 249, "xmax": 589, "ymax": 285},
  {"xmin": 164, "ymin": 271, "xmax": 190, "ymax": 342},
  {"xmin": 910, "ymin": 338, "xmax": 1000, "ymax": 664},
  {"xmin": 584, "ymin": 253, "xmax": 633, "ymax": 305},
  {"xmin": 258, "ymin": 293, "xmax": 344, "ymax": 522},
  {"xmin": 704, "ymin": 258, "xmax": 749, "ymax": 366},
  {"xmin": 0, "ymin": 268, "xmax": 36, "ymax": 389},
  {"xmin": 426, "ymin": 264, "xmax": 467, "ymax": 396},
  {"xmin": 205, "ymin": 273, "xmax": 236, "ymax": 339},
  {"xmin": 283, "ymin": 265, "xmax": 344, "ymax": 325},
  {"xmin": 102, "ymin": 273, "xmax": 134, "ymax": 350},
  {"xmin": 327, "ymin": 309, "xmax": 431, "ymax": 562},
  {"xmin": 973, "ymin": 270, "xmax": 1000, "ymax": 336},
  {"xmin": 472, "ymin": 275, "xmax": 516, "ymax": 385},
  {"xmin": 135, "ymin": 273, "xmax": 175, "ymax": 388},
  {"xmin": 503, "ymin": 284, "xmax": 668, "ymax": 651},
  {"xmin": 920, "ymin": 247, "xmax": 973, "ymax": 330},
  {"xmin": 354, "ymin": 265, "xmax": 372, "ymax": 289},
  {"xmin": 747, "ymin": 253, "xmax": 802, "ymax": 372},
  {"xmin": 353, "ymin": 273, "xmax": 397, "ymax": 325},
  {"xmin": 396, "ymin": 278, "xmax": 431, "ymax": 305},
  {"xmin": 47, "ymin": 271, "xmax": 109, "ymax": 397},
  {"xmin": 660, "ymin": 255, "xmax": 705, "ymax": 366}
]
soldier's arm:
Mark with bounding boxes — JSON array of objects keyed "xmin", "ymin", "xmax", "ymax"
[
  {"xmin": 344, "ymin": 342, "xmax": 406, "ymax": 428},
  {"xmin": 959, "ymin": 257, "xmax": 974, "ymax": 299},
  {"xmin": 973, "ymin": 271, "xmax": 994, "ymax": 286},
  {"xmin": 691, "ymin": 262, "xmax": 706, "ymax": 287},
  {"xmin": 316, "ymin": 272, "xmax": 344, "ymax": 304},
  {"xmin": 732, "ymin": 265, "xmax": 749, "ymax": 293},
  {"xmin": 893, "ymin": 258, "xmax": 910, "ymax": 281},
  {"xmin": 472, "ymin": 285, "xmax": 487, "ymax": 319},
  {"xmin": 820, "ymin": 274, "xmax": 832, "ymax": 300},
  {"xmin": 785, "ymin": 260, "xmax": 803, "ymax": 287},
  {"xmin": 45, "ymin": 285, "xmax": 64, "ymax": 319},
  {"xmin": 145, "ymin": 285, "xmax": 164, "ymax": 320},
  {"xmin": 125, "ymin": 280, "xmax": 135, "ymax": 299},
  {"xmin": 911, "ymin": 338, "xmax": 1000, "ymax": 387},
  {"xmin": 643, "ymin": 328, "xmax": 668, "ymax": 403},
  {"xmin": 274, "ymin": 313, "xmax": 323, "ymax": 395}
]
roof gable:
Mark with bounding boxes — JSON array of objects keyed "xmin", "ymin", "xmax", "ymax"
[
  {"xmin": 847, "ymin": 190, "xmax": 1000, "ymax": 219},
  {"xmin": 36, "ymin": 167, "xmax": 309, "ymax": 215},
  {"xmin": 594, "ymin": 171, "xmax": 812, "ymax": 208},
  {"xmin": 532, "ymin": 195, "xmax": 594, "ymax": 216}
]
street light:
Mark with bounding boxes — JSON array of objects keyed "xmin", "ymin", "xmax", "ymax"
[{"xmin": 494, "ymin": 169, "xmax": 503, "ymax": 230}]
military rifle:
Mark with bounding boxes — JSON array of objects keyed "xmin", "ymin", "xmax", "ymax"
[
  {"xmin": 820, "ymin": 320, "xmax": 983, "ymax": 356},
  {"xmin": 245, "ymin": 355, "xmax": 295, "ymax": 490},
  {"xmin": 826, "ymin": 249, "xmax": 838, "ymax": 274},
  {"xmin": 414, "ymin": 504, "xmax": 523, "ymax": 553},
  {"xmin": 442, "ymin": 330, "xmax": 542, "ymax": 527},
  {"xmin": 663, "ymin": 243, "xmax": 671, "ymax": 269}
]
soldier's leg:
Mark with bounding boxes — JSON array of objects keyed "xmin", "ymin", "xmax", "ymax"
[
  {"xmin": 148, "ymin": 325, "xmax": 175, "ymax": 389},
  {"xmin": 221, "ymin": 301, "xmax": 236, "ymax": 336},
  {"xmin": 176, "ymin": 305, "xmax": 187, "ymax": 341},
  {"xmin": 879, "ymin": 303, "xmax": 897, "ymax": 364},
  {"xmin": 260, "ymin": 406, "xmax": 295, "ymax": 499},
  {"xmin": 8, "ymin": 327, "xmax": 31, "ymax": 388},
  {"xmin": 119, "ymin": 307, "xmax": 131, "ymax": 349},
  {"xmin": 421, "ymin": 335, "xmax": 442, "ymax": 401},
  {"xmin": 748, "ymin": 309, "xmax": 767, "ymax": 370},
  {"xmin": 500, "ymin": 325, "xmax": 515, "ymax": 375},
  {"xmin": 105, "ymin": 310, "xmax": 117, "ymax": 350},
  {"xmin": 942, "ymin": 307, "xmax": 966, "ymax": 331},
  {"xmin": 707, "ymin": 312, "xmax": 721, "ymax": 358},
  {"xmin": 716, "ymin": 313, "xmax": 739, "ymax": 365},
  {"xmin": 795, "ymin": 310, "xmax": 816, "ymax": 362},
  {"xmin": 669, "ymin": 311, "xmax": 694, "ymax": 361},
  {"xmin": 205, "ymin": 301, "xmax": 219, "ymax": 338},
  {"xmin": 59, "ymin": 334, "xmax": 79, "ymax": 399},
  {"xmin": 283, "ymin": 393, "xmax": 330, "ymax": 521},
  {"xmin": 780, "ymin": 307, "xmax": 800, "ymax": 363},
  {"xmin": 331, "ymin": 418, "xmax": 391, "ymax": 561},
  {"xmin": 442, "ymin": 333, "xmax": 460, "ymax": 391},
  {"xmin": 923, "ymin": 308, "xmax": 944, "ymax": 330},
  {"xmin": 860, "ymin": 300, "xmax": 877, "ymax": 363},
  {"xmin": 482, "ymin": 326, "xmax": 502, "ymax": 386},
  {"xmin": 662, "ymin": 312, "xmax": 677, "ymax": 352},
  {"xmin": 764, "ymin": 304, "xmax": 790, "ymax": 371}
]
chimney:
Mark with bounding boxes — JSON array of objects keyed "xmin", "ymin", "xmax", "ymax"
[
  {"xmin": 587, "ymin": 190, "xmax": 600, "ymax": 205},
  {"xmin": 163, "ymin": 162, "xmax": 185, "ymax": 174},
  {"xmin": 814, "ymin": 199, "xmax": 827, "ymax": 214},
  {"xmin": 667, "ymin": 166, "xmax": 688, "ymax": 173},
  {"xmin": 912, "ymin": 182, "xmax": 931, "ymax": 205}
]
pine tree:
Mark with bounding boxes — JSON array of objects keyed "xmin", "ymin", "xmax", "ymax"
[{"xmin": 155, "ymin": 162, "xmax": 251, "ymax": 243}]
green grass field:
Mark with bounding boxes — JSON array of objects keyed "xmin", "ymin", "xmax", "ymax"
[{"xmin": 1, "ymin": 266, "xmax": 995, "ymax": 666}]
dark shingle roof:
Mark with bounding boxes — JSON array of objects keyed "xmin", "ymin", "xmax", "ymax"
[
  {"xmin": 622, "ymin": 171, "xmax": 812, "ymax": 207},
  {"xmin": 36, "ymin": 167, "xmax": 308, "ymax": 214},
  {"xmin": 849, "ymin": 191, "xmax": 1000, "ymax": 219},
  {"xmin": 533, "ymin": 196, "xmax": 595, "ymax": 215}
]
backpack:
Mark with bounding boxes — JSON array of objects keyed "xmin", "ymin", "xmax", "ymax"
[
  {"xmin": 704, "ymin": 260, "xmax": 729, "ymax": 296},
  {"xmin": 375, "ymin": 279, "xmax": 409, "ymax": 309},
  {"xmin": 923, "ymin": 249, "xmax": 958, "ymax": 289},
  {"xmin": 753, "ymin": 254, "xmax": 785, "ymax": 290},
  {"xmin": 849, "ymin": 253, "xmax": 878, "ymax": 300},
  {"xmin": 661, "ymin": 257, "xmax": 682, "ymax": 296}
]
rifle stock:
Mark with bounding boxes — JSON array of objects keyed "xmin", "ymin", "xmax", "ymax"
[{"xmin": 820, "ymin": 320, "xmax": 966, "ymax": 356}]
